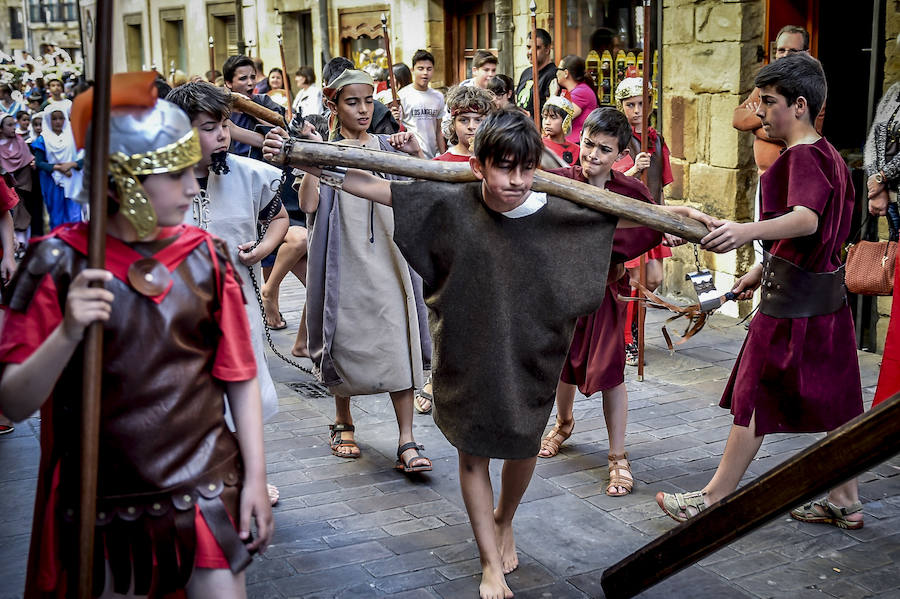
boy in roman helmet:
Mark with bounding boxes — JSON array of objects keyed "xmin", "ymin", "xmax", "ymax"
[{"xmin": 0, "ymin": 72, "xmax": 272, "ymax": 596}]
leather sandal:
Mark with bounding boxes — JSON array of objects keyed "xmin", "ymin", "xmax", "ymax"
[
  {"xmin": 395, "ymin": 442, "xmax": 432, "ymax": 473},
  {"xmin": 790, "ymin": 498, "xmax": 864, "ymax": 530},
  {"xmin": 607, "ymin": 452, "xmax": 634, "ymax": 496},
  {"xmin": 656, "ymin": 490, "xmax": 708, "ymax": 522},
  {"xmin": 329, "ymin": 423, "xmax": 361, "ymax": 458},
  {"xmin": 414, "ymin": 376, "xmax": 433, "ymax": 415},
  {"xmin": 538, "ymin": 421, "xmax": 573, "ymax": 458}
]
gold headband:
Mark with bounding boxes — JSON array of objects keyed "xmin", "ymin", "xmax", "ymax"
[{"xmin": 108, "ymin": 128, "xmax": 202, "ymax": 238}]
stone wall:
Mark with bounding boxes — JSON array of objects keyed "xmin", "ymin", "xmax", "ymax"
[
  {"xmin": 884, "ymin": 1, "xmax": 900, "ymax": 91},
  {"xmin": 660, "ymin": 0, "xmax": 764, "ymax": 318}
]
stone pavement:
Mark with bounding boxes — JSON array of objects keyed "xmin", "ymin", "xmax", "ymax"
[{"xmin": 1, "ymin": 277, "xmax": 898, "ymax": 599}]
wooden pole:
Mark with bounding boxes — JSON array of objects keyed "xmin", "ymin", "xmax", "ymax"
[
  {"xmin": 637, "ymin": 0, "xmax": 652, "ymax": 382},
  {"xmin": 235, "ymin": 0, "xmax": 245, "ymax": 56},
  {"xmin": 277, "ymin": 32, "xmax": 293, "ymax": 120},
  {"xmin": 553, "ymin": 0, "xmax": 563, "ymax": 69},
  {"xmin": 230, "ymin": 92, "xmax": 289, "ymax": 128},
  {"xmin": 79, "ymin": 0, "xmax": 113, "ymax": 595},
  {"xmin": 380, "ymin": 13, "xmax": 400, "ymax": 107},
  {"xmin": 271, "ymin": 139, "xmax": 710, "ymax": 241},
  {"xmin": 208, "ymin": 36, "xmax": 216, "ymax": 75},
  {"xmin": 529, "ymin": 0, "xmax": 541, "ymax": 130},
  {"xmin": 601, "ymin": 393, "xmax": 900, "ymax": 599}
]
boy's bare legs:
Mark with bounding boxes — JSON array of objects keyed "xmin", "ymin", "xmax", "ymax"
[
  {"xmin": 458, "ymin": 451, "xmax": 513, "ymax": 599},
  {"xmin": 700, "ymin": 413, "xmax": 764, "ymax": 506},
  {"xmin": 389, "ymin": 388, "xmax": 430, "ymax": 468},
  {"xmin": 187, "ymin": 568, "xmax": 247, "ymax": 599},
  {"xmin": 260, "ymin": 226, "xmax": 308, "ymax": 329},
  {"xmin": 333, "ymin": 395, "xmax": 359, "ymax": 457},
  {"xmin": 494, "ymin": 456, "xmax": 536, "ymax": 574},
  {"xmin": 290, "ymin": 257, "xmax": 310, "ymax": 358},
  {"xmin": 538, "ymin": 380, "xmax": 575, "ymax": 457},
  {"xmin": 602, "ymin": 382, "xmax": 632, "ymax": 495}
]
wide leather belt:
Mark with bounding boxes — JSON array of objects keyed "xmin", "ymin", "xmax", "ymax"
[{"xmin": 758, "ymin": 251, "xmax": 846, "ymax": 318}]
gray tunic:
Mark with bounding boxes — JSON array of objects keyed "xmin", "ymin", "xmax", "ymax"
[{"xmin": 391, "ymin": 181, "xmax": 617, "ymax": 459}]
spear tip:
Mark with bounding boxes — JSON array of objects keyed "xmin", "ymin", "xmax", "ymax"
[
  {"xmin": 381, "ymin": 13, "xmax": 387, "ymax": 25},
  {"xmin": 529, "ymin": 0, "xmax": 537, "ymax": 15}
]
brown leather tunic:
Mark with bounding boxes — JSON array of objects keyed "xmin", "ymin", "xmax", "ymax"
[{"xmin": 10, "ymin": 233, "xmax": 251, "ymax": 597}]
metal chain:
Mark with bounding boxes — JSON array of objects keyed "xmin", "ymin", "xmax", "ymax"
[
  {"xmin": 244, "ymin": 139, "xmax": 315, "ymax": 376},
  {"xmin": 693, "ymin": 243, "xmax": 703, "ymax": 272}
]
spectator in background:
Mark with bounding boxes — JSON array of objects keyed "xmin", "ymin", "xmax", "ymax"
[
  {"xmin": 0, "ymin": 85, "xmax": 23, "ymax": 116},
  {"xmin": 488, "ymin": 74, "xmax": 516, "ymax": 110},
  {"xmin": 40, "ymin": 79, "xmax": 71, "ymax": 114},
  {"xmin": 396, "ymin": 49, "xmax": 447, "ymax": 159},
  {"xmin": 555, "ymin": 55, "xmax": 598, "ymax": 144},
  {"xmin": 252, "ymin": 58, "xmax": 269, "ymax": 94},
  {"xmin": 31, "ymin": 105, "xmax": 83, "ymax": 229},
  {"xmin": 733, "ymin": 25, "xmax": 824, "ymax": 219},
  {"xmin": 266, "ymin": 67, "xmax": 289, "ymax": 109},
  {"xmin": 461, "ymin": 50, "xmax": 498, "ymax": 89},
  {"xmin": 293, "ymin": 65, "xmax": 323, "ymax": 116},
  {"xmin": 205, "ymin": 69, "xmax": 222, "ymax": 83},
  {"xmin": 516, "ymin": 28, "xmax": 556, "ymax": 119},
  {"xmin": 222, "ymin": 54, "xmax": 285, "ymax": 158}
]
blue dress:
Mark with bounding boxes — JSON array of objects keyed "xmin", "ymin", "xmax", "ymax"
[{"xmin": 31, "ymin": 136, "xmax": 82, "ymax": 229}]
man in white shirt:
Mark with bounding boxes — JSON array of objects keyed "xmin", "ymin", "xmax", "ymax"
[{"xmin": 396, "ymin": 49, "xmax": 446, "ymax": 159}]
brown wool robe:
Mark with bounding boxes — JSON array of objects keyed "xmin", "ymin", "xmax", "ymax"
[{"xmin": 391, "ymin": 181, "xmax": 617, "ymax": 459}]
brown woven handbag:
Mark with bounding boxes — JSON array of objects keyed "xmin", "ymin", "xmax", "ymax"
[{"xmin": 845, "ymin": 240, "xmax": 897, "ymax": 296}]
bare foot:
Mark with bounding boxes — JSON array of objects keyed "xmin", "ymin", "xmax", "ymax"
[
  {"xmin": 494, "ymin": 515, "xmax": 519, "ymax": 574},
  {"xmin": 261, "ymin": 286, "xmax": 284, "ymax": 328},
  {"xmin": 479, "ymin": 563, "xmax": 513, "ymax": 599},
  {"xmin": 291, "ymin": 342, "xmax": 311, "ymax": 358}
]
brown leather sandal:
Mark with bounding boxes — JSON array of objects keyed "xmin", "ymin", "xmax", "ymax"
[
  {"xmin": 329, "ymin": 423, "xmax": 361, "ymax": 458},
  {"xmin": 607, "ymin": 452, "xmax": 633, "ymax": 496},
  {"xmin": 538, "ymin": 421, "xmax": 573, "ymax": 458}
]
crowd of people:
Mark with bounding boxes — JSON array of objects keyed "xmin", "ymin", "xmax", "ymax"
[{"xmin": 0, "ymin": 24, "xmax": 896, "ymax": 599}]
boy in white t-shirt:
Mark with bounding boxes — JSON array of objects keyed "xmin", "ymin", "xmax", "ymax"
[{"xmin": 395, "ymin": 50, "xmax": 447, "ymax": 159}]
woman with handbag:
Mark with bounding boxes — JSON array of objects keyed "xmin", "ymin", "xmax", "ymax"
[{"xmin": 864, "ymin": 80, "xmax": 900, "ymax": 406}]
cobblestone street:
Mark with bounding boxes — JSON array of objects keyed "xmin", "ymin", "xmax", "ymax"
[{"xmin": 2, "ymin": 278, "xmax": 898, "ymax": 598}]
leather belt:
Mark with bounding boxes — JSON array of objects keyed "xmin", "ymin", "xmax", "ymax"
[{"xmin": 758, "ymin": 251, "xmax": 846, "ymax": 319}]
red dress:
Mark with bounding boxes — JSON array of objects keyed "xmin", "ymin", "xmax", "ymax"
[
  {"xmin": 433, "ymin": 151, "xmax": 471, "ymax": 162},
  {"xmin": 552, "ymin": 167, "xmax": 662, "ymax": 394},
  {"xmin": 614, "ymin": 128, "xmax": 673, "ymax": 265},
  {"xmin": 720, "ymin": 138, "xmax": 863, "ymax": 433},
  {"xmin": 0, "ymin": 223, "xmax": 256, "ymax": 597},
  {"xmin": 873, "ymin": 250, "xmax": 900, "ymax": 406}
]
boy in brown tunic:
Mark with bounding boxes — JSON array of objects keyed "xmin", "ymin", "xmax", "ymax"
[{"xmin": 264, "ymin": 108, "xmax": 711, "ymax": 599}]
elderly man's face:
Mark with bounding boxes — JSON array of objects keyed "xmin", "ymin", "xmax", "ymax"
[{"xmin": 774, "ymin": 32, "xmax": 808, "ymax": 60}]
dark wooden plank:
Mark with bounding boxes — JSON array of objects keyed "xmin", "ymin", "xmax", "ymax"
[{"xmin": 601, "ymin": 393, "xmax": 900, "ymax": 599}]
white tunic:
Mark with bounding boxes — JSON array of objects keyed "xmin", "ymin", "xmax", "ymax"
[{"xmin": 186, "ymin": 154, "xmax": 281, "ymax": 422}]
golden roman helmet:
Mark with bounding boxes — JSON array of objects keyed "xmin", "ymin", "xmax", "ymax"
[{"xmin": 72, "ymin": 72, "xmax": 201, "ymax": 237}]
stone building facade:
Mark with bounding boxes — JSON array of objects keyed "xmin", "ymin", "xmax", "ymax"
[{"xmin": 107, "ymin": 0, "xmax": 896, "ymax": 347}]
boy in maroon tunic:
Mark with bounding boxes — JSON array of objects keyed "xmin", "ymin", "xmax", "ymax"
[
  {"xmin": 656, "ymin": 54, "xmax": 865, "ymax": 529},
  {"xmin": 538, "ymin": 108, "xmax": 662, "ymax": 501}
]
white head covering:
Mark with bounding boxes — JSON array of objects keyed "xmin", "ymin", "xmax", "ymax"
[{"xmin": 42, "ymin": 101, "xmax": 83, "ymax": 199}]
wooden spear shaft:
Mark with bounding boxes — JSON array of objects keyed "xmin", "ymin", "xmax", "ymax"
[
  {"xmin": 79, "ymin": 0, "xmax": 113, "ymax": 595},
  {"xmin": 380, "ymin": 13, "xmax": 400, "ymax": 106},
  {"xmin": 270, "ymin": 140, "xmax": 710, "ymax": 241},
  {"xmin": 277, "ymin": 33, "xmax": 294, "ymax": 120},
  {"xmin": 231, "ymin": 92, "xmax": 288, "ymax": 129},
  {"xmin": 637, "ymin": 0, "xmax": 652, "ymax": 382},
  {"xmin": 529, "ymin": 1, "xmax": 541, "ymax": 130},
  {"xmin": 208, "ymin": 36, "xmax": 216, "ymax": 76}
]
